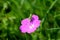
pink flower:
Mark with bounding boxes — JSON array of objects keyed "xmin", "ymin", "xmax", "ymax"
[{"xmin": 20, "ymin": 14, "xmax": 41, "ymax": 33}]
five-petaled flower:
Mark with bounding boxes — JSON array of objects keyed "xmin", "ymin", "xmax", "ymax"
[{"xmin": 20, "ymin": 14, "xmax": 41, "ymax": 33}]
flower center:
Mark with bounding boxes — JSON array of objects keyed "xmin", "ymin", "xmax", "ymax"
[
  {"xmin": 29, "ymin": 17, "xmax": 35, "ymax": 29},
  {"xmin": 29, "ymin": 24, "xmax": 34, "ymax": 29},
  {"xmin": 30, "ymin": 17, "xmax": 34, "ymax": 23}
]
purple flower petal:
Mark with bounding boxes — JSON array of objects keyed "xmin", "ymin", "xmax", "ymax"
[
  {"xmin": 27, "ymin": 24, "xmax": 37, "ymax": 33},
  {"xmin": 21, "ymin": 18, "xmax": 30, "ymax": 25},
  {"xmin": 32, "ymin": 14, "xmax": 39, "ymax": 20},
  {"xmin": 33, "ymin": 20, "xmax": 41, "ymax": 28},
  {"xmin": 20, "ymin": 14, "xmax": 41, "ymax": 33},
  {"xmin": 20, "ymin": 23, "xmax": 30, "ymax": 33}
]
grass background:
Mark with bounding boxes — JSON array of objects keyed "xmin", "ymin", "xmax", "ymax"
[{"xmin": 0, "ymin": 0, "xmax": 60, "ymax": 40}]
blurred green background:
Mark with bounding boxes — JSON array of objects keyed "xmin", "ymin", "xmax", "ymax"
[{"xmin": 0, "ymin": 0, "xmax": 60, "ymax": 40}]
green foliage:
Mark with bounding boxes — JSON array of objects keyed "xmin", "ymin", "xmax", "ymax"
[{"xmin": 0, "ymin": 0, "xmax": 60, "ymax": 40}]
